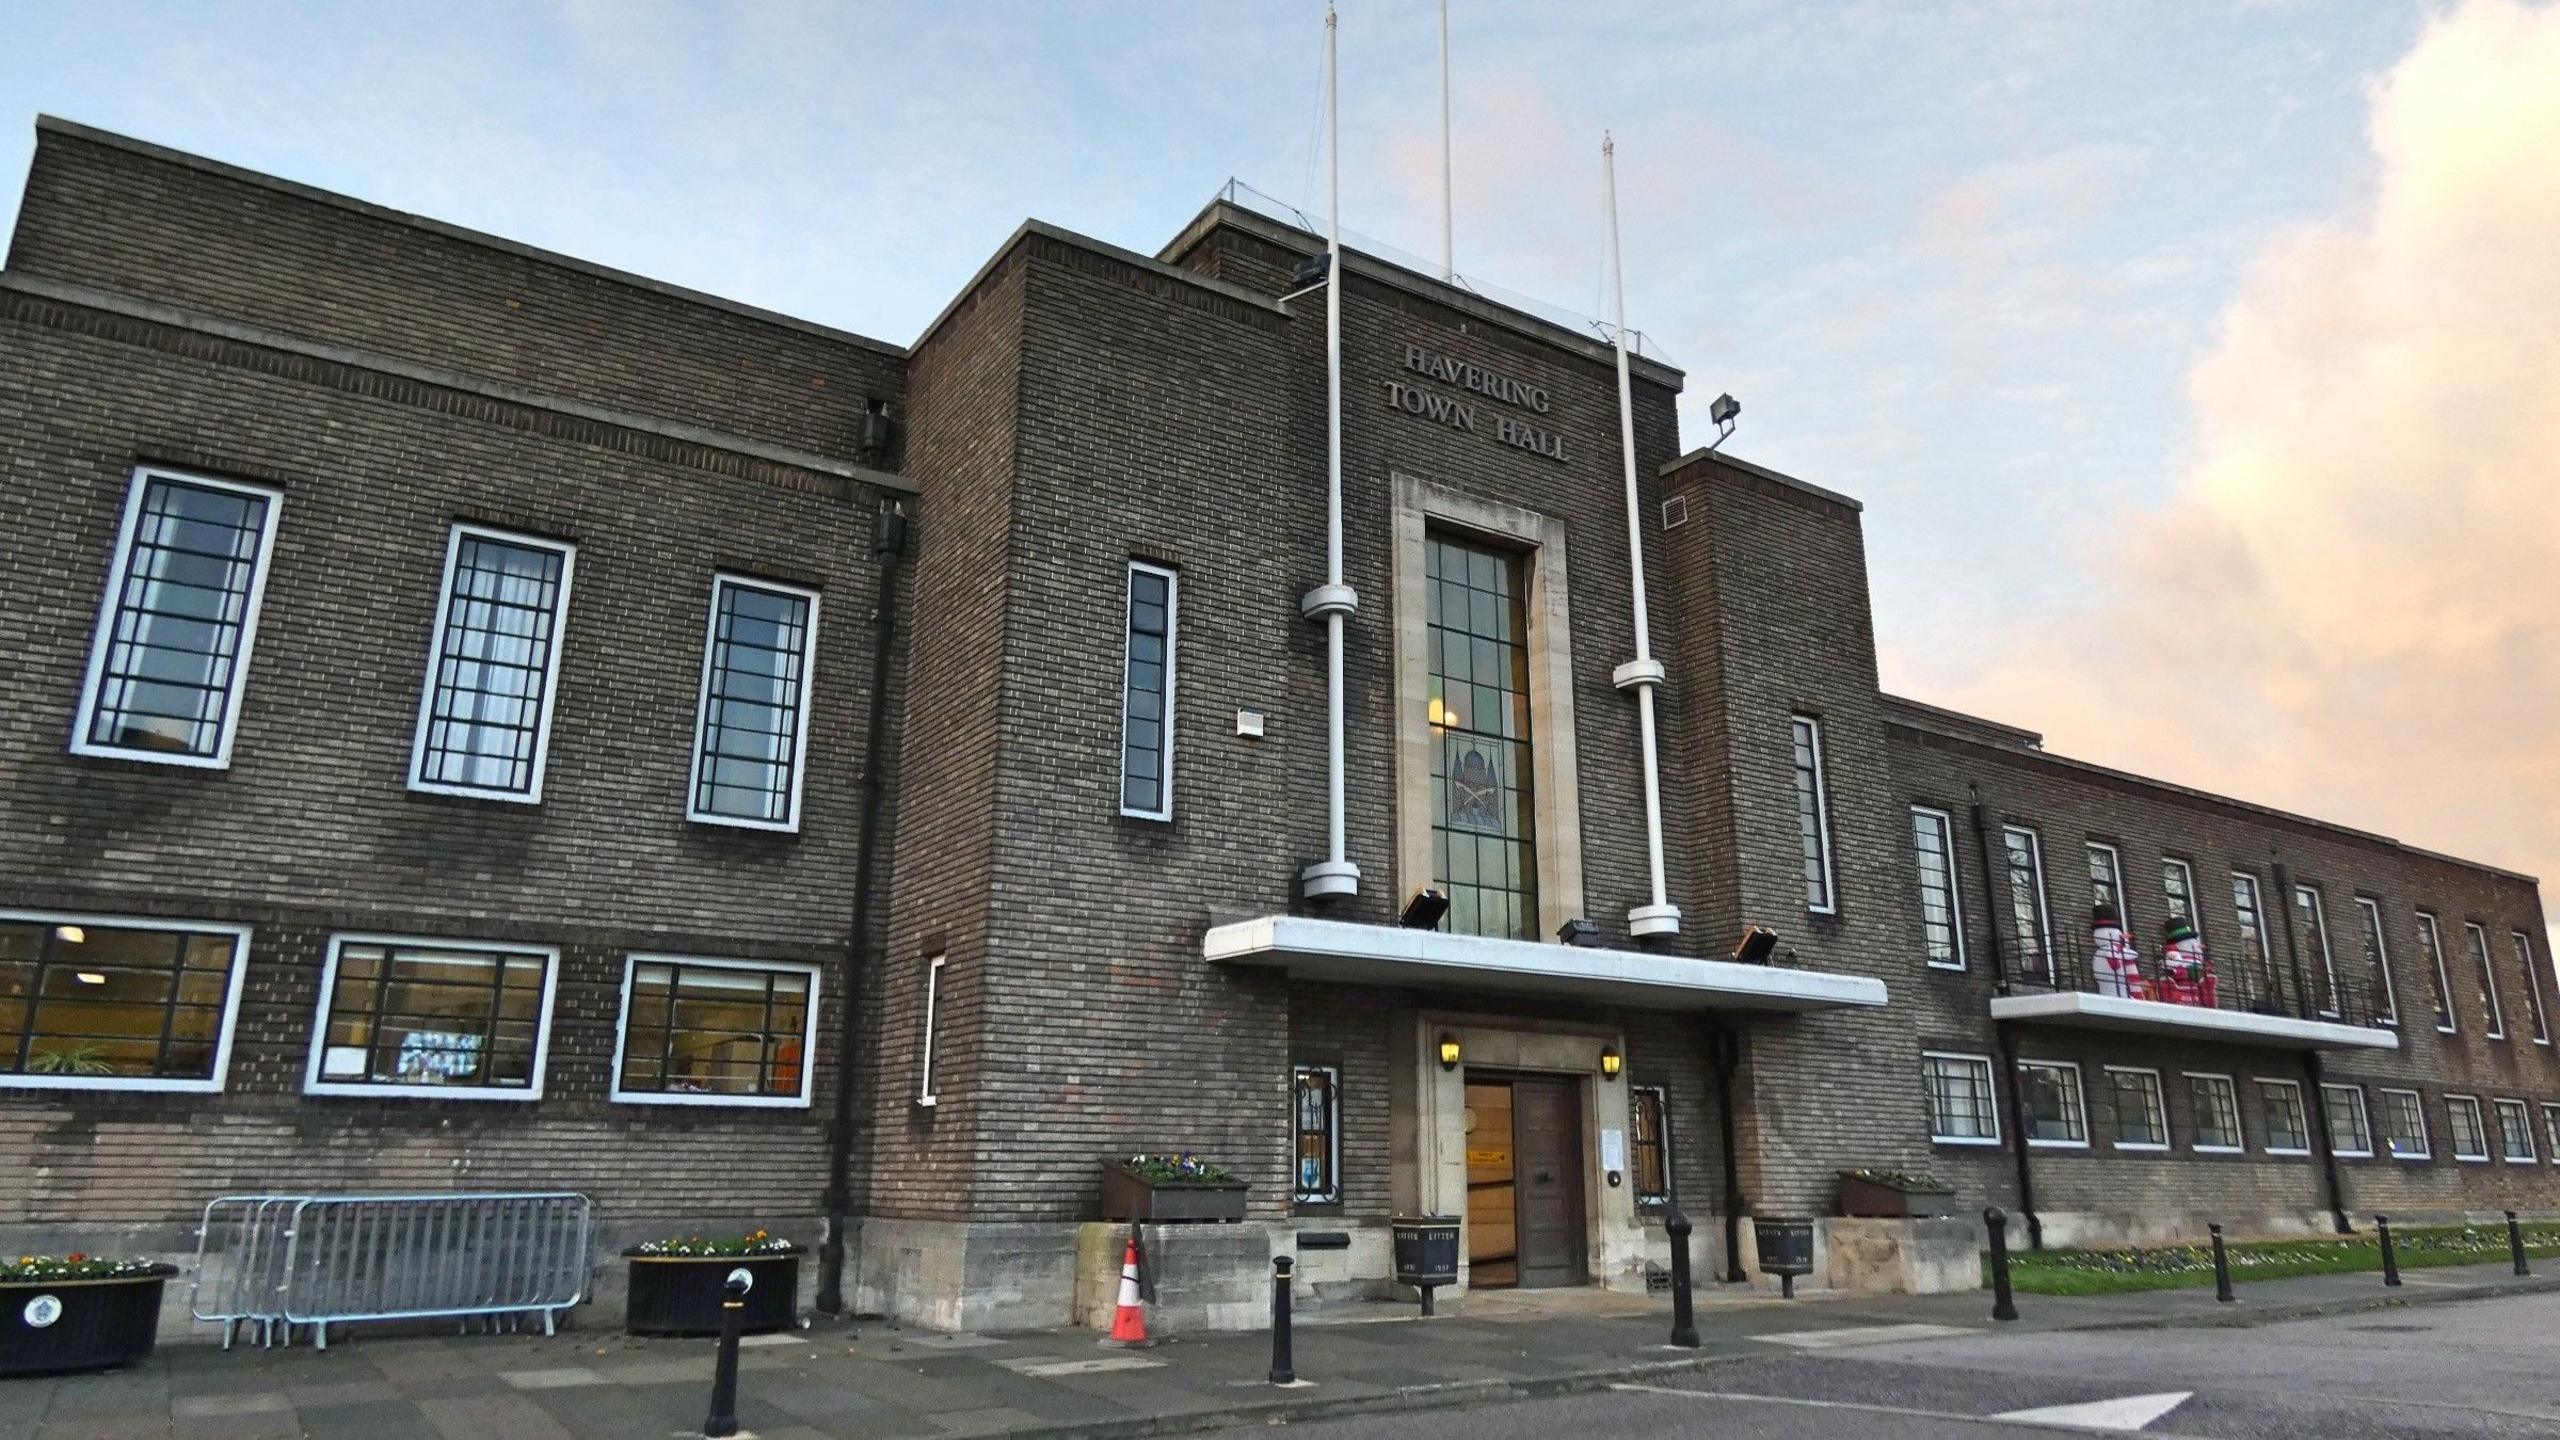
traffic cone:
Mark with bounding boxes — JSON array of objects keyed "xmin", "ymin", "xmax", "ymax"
[{"xmin": 1102, "ymin": 1230, "xmax": 1152, "ymax": 1346}]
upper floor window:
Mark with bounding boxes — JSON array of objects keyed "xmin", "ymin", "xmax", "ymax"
[
  {"xmin": 2231, "ymin": 872, "xmax": 2273, "ymax": 998},
  {"xmin": 612, "ymin": 955, "xmax": 817, "ymax": 1107},
  {"xmin": 2161, "ymin": 859, "xmax": 2199, "ymax": 930},
  {"xmin": 304, "ymin": 935, "xmax": 558, "ymax": 1099},
  {"xmin": 2466, "ymin": 922, "xmax": 2505, "ymax": 1039},
  {"xmin": 72, "ymin": 468, "xmax": 282, "ymax": 768},
  {"xmin": 409, "ymin": 525, "xmax": 575, "ymax": 802},
  {"xmin": 2417, "ymin": 911, "xmax": 2455, "ymax": 1033},
  {"xmin": 1119, "ymin": 561, "xmax": 1178, "ymax": 819},
  {"xmin": 1631, "ymin": 1085, "xmax": 1671, "ymax": 1204},
  {"xmin": 1292, "ymin": 1063, "xmax": 1341, "ymax": 1206},
  {"xmin": 1791, "ymin": 716, "xmax": 1837, "ymax": 914},
  {"xmin": 1427, "ymin": 535, "xmax": 1538, "ymax": 938},
  {"xmin": 2513, "ymin": 932, "xmax": 2550, "ymax": 1045},
  {"xmin": 2355, "ymin": 897, "xmax": 2399, "ymax": 1026},
  {"xmin": 1909, "ymin": 807, "xmax": 1965, "ymax": 970},
  {"xmin": 689, "ymin": 575, "xmax": 821, "ymax": 830},
  {"xmin": 2292, "ymin": 886, "xmax": 2341, "ymax": 1017},
  {"xmin": 1, "ymin": 911, "xmax": 251, "ymax": 1093},
  {"xmin": 2003, "ymin": 826, "xmax": 2054, "ymax": 983},
  {"xmin": 2086, "ymin": 842, "xmax": 2125, "ymax": 921}
]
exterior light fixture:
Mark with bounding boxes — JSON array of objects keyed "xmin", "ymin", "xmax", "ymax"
[
  {"xmin": 75, "ymin": 972, "xmax": 107, "ymax": 986},
  {"xmin": 1427, "ymin": 696, "xmax": 1460, "ymax": 729},
  {"xmin": 1706, "ymin": 392, "xmax": 1741, "ymax": 451},
  {"xmin": 1732, "ymin": 926, "xmax": 1779, "ymax": 965},
  {"xmin": 1598, "ymin": 1046, "xmax": 1622, "ymax": 1080},
  {"xmin": 54, "ymin": 925, "xmax": 85, "ymax": 944},
  {"xmin": 1437, "ymin": 1033, "xmax": 1462, "ymax": 1071},
  {"xmin": 1401, "ymin": 889, "xmax": 1451, "ymax": 930},
  {"xmin": 1557, "ymin": 918, "xmax": 1601, "ymax": 947}
]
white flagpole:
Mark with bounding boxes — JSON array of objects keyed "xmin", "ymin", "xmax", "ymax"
[
  {"xmin": 1302, "ymin": 4, "xmax": 1359, "ymax": 901},
  {"xmin": 1606, "ymin": 132, "xmax": 1680, "ymax": 939},
  {"xmin": 1438, "ymin": 0, "xmax": 1453, "ymax": 281}
]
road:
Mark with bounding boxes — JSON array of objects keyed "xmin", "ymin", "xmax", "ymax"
[{"xmin": 1220, "ymin": 1290, "xmax": 2560, "ymax": 1439}]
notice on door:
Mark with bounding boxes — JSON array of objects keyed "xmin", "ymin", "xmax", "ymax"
[{"xmin": 1599, "ymin": 1128, "xmax": 1626, "ymax": 1173}]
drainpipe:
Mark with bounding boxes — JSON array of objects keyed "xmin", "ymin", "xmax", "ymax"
[
  {"xmin": 1300, "ymin": 3, "xmax": 1359, "ymax": 904},
  {"xmin": 2301, "ymin": 1050, "xmax": 2352, "ymax": 1235},
  {"xmin": 2269, "ymin": 857, "xmax": 2317, "ymax": 1020},
  {"xmin": 816, "ymin": 497, "xmax": 909, "ymax": 1316},
  {"xmin": 1602, "ymin": 133, "xmax": 1679, "ymax": 940},
  {"xmin": 1967, "ymin": 788, "xmax": 2011, "ymax": 996},
  {"xmin": 1708, "ymin": 1021, "xmax": 1747, "ymax": 1282},
  {"xmin": 1967, "ymin": 787, "xmax": 2039, "ymax": 1248}
]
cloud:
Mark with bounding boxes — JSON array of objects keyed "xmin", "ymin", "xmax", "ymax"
[{"xmin": 1936, "ymin": 0, "xmax": 2560, "ymax": 943}]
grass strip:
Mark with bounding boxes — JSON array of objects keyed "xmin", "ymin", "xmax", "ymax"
[{"xmin": 1995, "ymin": 1221, "xmax": 2560, "ymax": 1296}]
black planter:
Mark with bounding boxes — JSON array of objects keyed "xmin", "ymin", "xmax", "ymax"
[
  {"xmin": 622, "ymin": 1250, "xmax": 801, "ymax": 1337},
  {"xmin": 1, "ymin": 1267, "xmax": 175, "ymax": 1376},
  {"xmin": 1099, "ymin": 1165, "xmax": 1248, "ymax": 1223}
]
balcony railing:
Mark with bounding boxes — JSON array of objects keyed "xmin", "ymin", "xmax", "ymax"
[{"xmin": 1996, "ymin": 923, "xmax": 2395, "ymax": 1033}]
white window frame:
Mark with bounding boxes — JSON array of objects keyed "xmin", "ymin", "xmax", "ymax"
[
  {"xmin": 2376, "ymin": 1087, "xmax": 2430, "ymax": 1160},
  {"xmin": 0, "ymin": 909, "xmax": 253, "ymax": 1094},
  {"xmin": 685, "ymin": 574, "xmax": 822, "ymax": 832},
  {"xmin": 1117, "ymin": 560, "xmax": 1179, "ymax": 821},
  {"xmin": 1629, "ymin": 1082, "xmax": 1673, "ymax": 1205},
  {"xmin": 2103, "ymin": 1065, "xmax": 2170, "ymax": 1152},
  {"xmin": 70, "ymin": 467, "xmax": 284, "ymax": 770},
  {"xmin": 2493, "ymin": 1098, "xmax": 2538, "ymax": 1162},
  {"xmin": 1922, "ymin": 1051, "xmax": 2002, "ymax": 1146},
  {"xmin": 301, "ymin": 933, "xmax": 561, "ymax": 1100},
  {"xmin": 2258, "ymin": 1078, "xmax": 2312, "ymax": 1156},
  {"xmin": 1792, "ymin": 714, "xmax": 1838, "ymax": 915},
  {"xmin": 2466, "ymin": 922, "xmax": 2505, "ymax": 1040},
  {"xmin": 2512, "ymin": 931, "xmax": 2550, "ymax": 1046},
  {"xmin": 2018, "ymin": 1058, "xmax": 2089, "ymax": 1150},
  {"xmin": 2418, "ymin": 911, "xmax": 2456, "ymax": 1034},
  {"xmin": 1291, "ymin": 1061, "xmax": 1345, "ymax": 1206},
  {"xmin": 2446, "ymin": 1094, "xmax": 2490, "ymax": 1162},
  {"xmin": 607, "ymin": 954, "xmax": 821, "ymax": 1108},
  {"xmin": 1910, "ymin": 806, "xmax": 1966, "ymax": 971},
  {"xmin": 917, "ymin": 954, "xmax": 945, "ymax": 1107},
  {"xmin": 2086, "ymin": 841, "xmax": 2126, "ymax": 921},
  {"xmin": 2161, "ymin": 858, "xmax": 2200, "ymax": 929},
  {"xmin": 2320, "ymin": 1082, "xmax": 2373, "ymax": 1159},
  {"xmin": 2541, "ymin": 1103, "xmax": 2560, "ymax": 1164},
  {"xmin": 2004, "ymin": 826, "xmax": 2056, "ymax": 982},
  {"xmin": 2294, "ymin": 885, "xmax": 2342, "ymax": 1018},
  {"xmin": 406, "ymin": 523, "xmax": 578, "ymax": 804},
  {"xmin": 2353, "ymin": 897, "xmax": 2399, "ymax": 1027},
  {"xmin": 2184, "ymin": 1071, "xmax": 2244, "ymax": 1154}
]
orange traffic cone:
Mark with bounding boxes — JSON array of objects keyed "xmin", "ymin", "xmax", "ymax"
[{"xmin": 1102, "ymin": 1230, "xmax": 1152, "ymax": 1346}]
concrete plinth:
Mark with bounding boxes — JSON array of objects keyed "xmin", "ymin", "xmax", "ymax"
[{"xmin": 1072, "ymin": 1222, "xmax": 1281, "ymax": 1334}]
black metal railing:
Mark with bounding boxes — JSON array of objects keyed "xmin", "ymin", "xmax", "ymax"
[{"xmin": 1997, "ymin": 924, "xmax": 2392, "ymax": 1031}]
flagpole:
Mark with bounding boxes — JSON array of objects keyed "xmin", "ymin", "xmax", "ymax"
[
  {"xmin": 1438, "ymin": 0, "xmax": 1453, "ymax": 280},
  {"xmin": 1606, "ymin": 132, "xmax": 1680, "ymax": 939},
  {"xmin": 1302, "ymin": 4, "xmax": 1359, "ymax": 902}
]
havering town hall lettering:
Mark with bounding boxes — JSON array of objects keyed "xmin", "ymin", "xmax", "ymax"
[{"xmin": 1382, "ymin": 345, "xmax": 1569, "ymax": 463}]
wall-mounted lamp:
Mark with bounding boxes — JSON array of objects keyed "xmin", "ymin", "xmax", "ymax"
[
  {"xmin": 1402, "ymin": 889, "xmax": 1451, "ymax": 930},
  {"xmin": 1556, "ymin": 918, "xmax": 1601, "ymax": 948},
  {"xmin": 74, "ymin": 971, "xmax": 107, "ymax": 987},
  {"xmin": 1437, "ymin": 1033, "xmax": 1463, "ymax": 1072},
  {"xmin": 1598, "ymin": 1046, "xmax": 1622, "ymax": 1080},
  {"xmin": 53, "ymin": 925, "xmax": 85, "ymax": 945}
]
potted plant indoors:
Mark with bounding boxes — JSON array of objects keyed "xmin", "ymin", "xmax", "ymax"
[
  {"xmin": 1099, "ymin": 1154, "xmax": 1248, "ymax": 1223},
  {"xmin": 622, "ymin": 1229, "xmax": 800, "ymax": 1336},
  {"xmin": 1837, "ymin": 1168, "xmax": 1958, "ymax": 1219},
  {"xmin": 2, "ymin": 1252, "xmax": 179, "ymax": 1376}
]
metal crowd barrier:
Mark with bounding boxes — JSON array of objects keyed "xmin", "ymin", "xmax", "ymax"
[{"xmin": 192, "ymin": 1191, "xmax": 593, "ymax": 1350}]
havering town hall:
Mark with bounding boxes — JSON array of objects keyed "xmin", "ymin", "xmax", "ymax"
[{"xmin": 3, "ymin": 118, "xmax": 2553, "ymax": 1332}]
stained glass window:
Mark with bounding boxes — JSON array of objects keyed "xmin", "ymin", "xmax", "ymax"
[
  {"xmin": 1292, "ymin": 1063, "xmax": 1340, "ymax": 1205},
  {"xmin": 1426, "ymin": 535, "xmax": 1537, "ymax": 939},
  {"xmin": 1631, "ymin": 1086, "xmax": 1670, "ymax": 1203}
]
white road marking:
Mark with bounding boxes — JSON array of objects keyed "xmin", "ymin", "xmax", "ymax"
[
  {"xmin": 1995, "ymin": 1392, "xmax": 2194, "ymax": 1431},
  {"xmin": 996, "ymin": 1354, "xmax": 1166, "ymax": 1377},
  {"xmin": 1754, "ymin": 1321, "xmax": 1983, "ymax": 1350}
]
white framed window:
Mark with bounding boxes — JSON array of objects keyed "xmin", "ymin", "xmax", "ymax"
[
  {"xmin": 609, "ymin": 955, "xmax": 819, "ymax": 1107},
  {"xmin": 303, "ymin": 935, "xmax": 559, "ymax": 1099},
  {"xmin": 2018, "ymin": 1059, "xmax": 2087, "ymax": 1148},
  {"xmin": 2446, "ymin": 1095, "xmax": 2490, "ymax": 1162},
  {"xmin": 2259, "ymin": 1078, "xmax": 2311, "ymax": 1155},
  {"xmin": 2232, "ymin": 871, "xmax": 2274, "ymax": 997},
  {"xmin": 2494, "ymin": 1098, "xmax": 2537, "ymax": 1162},
  {"xmin": 2004, "ymin": 826, "xmax": 2055, "ymax": 984},
  {"xmin": 917, "ymin": 954, "xmax": 945, "ymax": 1107},
  {"xmin": 687, "ymin": 575, "xmax": 821, "ymax": 831},
  {"xmin": 2354, "ymin": 898, "xmax": 2399, "ymax": 1027},
  {"xmin": 2542, "ymin": 1103, "xmax": 2560, "ymax": 1163},
  {"xmin": 1292, "ymin": 1062, "xmax": 1343, "ymax": 1205},
  {"xmin": 2104, "ymin": 1066, "xmax": 2169, "ymax": 1151},
  {"xmin": 1630, "ymin": 1084, "xmax": 1672, "ymax": 1205},
  {"xmin": 1923, "ymin": 1052, "xmax": 2001, "ymax": 1145},
  {"xmin": 2377, "ymin": 1087, "xmax": 2429, "ymax": 1160},
  {"xmin": 2161, "ymin": 858, "xmax": 2200, "ymax": 930},
  {"xmin": 71, "ymin": 467, "xmax": 284, "ymax": 769},
  {"xmin": 1119, "ymin": 561, "xmax": 1178, "ymax": 819},
  {"xmin": 2321, "ymin": 1083, "xmax": 2373, "ymax": 1158},
  {"xmin": 408, "ymin": 524, "xmax": 576, "ymax": 802},
  {"xmin": 2466, "ymin": 922, "xmax": 2505, "ymax": 1039},
  {"xmin": 1909, "ymin": 807, "xmax": 1966, "ymax": 970},
  {"xmin": 2417, "ymin": 911, "xmax": 2456, "ymax": 1033},
  {"xmin": 2186, "ymin": 1072, "xmax": 2243, "ymax": 1153},
  {"xmin": 2293, "ymin": 886, "xmax": 2342, "ymax": 1018},
  {"xmin": 2086, "ymin": 842, "xmax": 2126, "ymax": 922},
  {"xmin": 2512, "ymin": 932, "xmax": 2550, "ymax": 1046},
  {"xmin": 1, "ymin": 911, "xmax": 251, "ymax": 1094},
  {"xmin": 1791, "ymin": 715, "xmax": 1837, "ymax": 914}
]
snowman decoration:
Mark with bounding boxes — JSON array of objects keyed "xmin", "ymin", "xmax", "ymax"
[
  {"xmin": 2091, "ymin": 903, "xmax": 2144, "ymax": 998},
  {"xmin": 2160, "ymin": 917, "xmax": 2213, "ymax": 1005}
]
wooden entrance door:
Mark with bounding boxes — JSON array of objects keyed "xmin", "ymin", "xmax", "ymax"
[{"xmin": 1510, "ymin": 1076, "xmax": 1587, "ymax": 1287}]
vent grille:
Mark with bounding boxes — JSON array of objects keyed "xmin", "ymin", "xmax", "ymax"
[{"xmin": 1661, "ymin": 495, "xmax": 1691, "ymax": 530}]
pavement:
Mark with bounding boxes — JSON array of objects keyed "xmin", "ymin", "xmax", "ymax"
[{"xmin": 2, "ymin": 1260, "xmax": 2551, "ymax": 1440}]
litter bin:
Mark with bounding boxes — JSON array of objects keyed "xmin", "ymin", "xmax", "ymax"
[
  {"xmin": 1753, "ymin": 1216, "xmax": 1816, "ymax": 1299},
  {"xmin": 1390, "ymin": 1214, "xmax": 1461, "ymax": 1315}
]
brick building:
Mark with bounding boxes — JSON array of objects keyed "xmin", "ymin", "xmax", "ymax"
[{"xmin": 4, "ymin": 119, "xmax": 2553, "ymax": 1333}]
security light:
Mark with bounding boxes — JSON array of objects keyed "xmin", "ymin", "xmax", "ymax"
[
  {"xmin": 1557, "ymin": 918, "xmax": 1601, "ymax": 947},
  {"xmin": 1732, "ymin": 926, "xmax": 1779, "ymax": 965},
  {"xmin": 1438, "ymin": 1033, "xmax": 1463, "ymax": 1071},
  {"xmin": 1402, "ymin": 889, "xmax": 1450, "ymax": 930},
  {"xmin": 1706, "ymin": 392, "xmax": 1741, "ymax": 451}
]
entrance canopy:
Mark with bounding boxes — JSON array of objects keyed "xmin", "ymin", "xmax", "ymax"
[{"xmin": 1203, "ymin": 915, "xmax": 1887, "ymax": 1013}]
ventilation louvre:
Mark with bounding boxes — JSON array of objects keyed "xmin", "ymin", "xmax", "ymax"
[{"xmin": 1660, "ymin": 494, "xmax": 1690, "ymax": 530}]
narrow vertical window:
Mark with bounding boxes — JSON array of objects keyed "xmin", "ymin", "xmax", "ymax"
[
  {"xmin": 1791, "ymin": 716, "xmax": 1836, "ymax": 914},
  {"xmin": 2085, "ymin": 842, "xmax": 2126, "ymax": 921},
  {"xmin": 2542, "ymin": 1103, "xmax": 2560, "ymax": 1161},
  {"xmin": 1119, "ymin": 562, "xmax": 1178, "ymax": 819},
  {"xmin": 2003, "ymin": 826, "xmax": 2054, "ymax": 984},
  {"xmin": 409, "ymin": 525, "xmax": 575, "ymax": 801},
  {"xmin": 917, "ymin": 955, "xmax": 945, "ymax": 1107},
  {"xmin": 2292, "ymin": 886, "xmax": 2341, "ymax": 1017},
  {"xmin": 1426, "ymin": 535, "xmax": 1538, "ymax": 939},
  {"xmin": 2186, "ymin": 1073, "xmax": 2242, "ymax": 1152},
  {"xmin": 2512, "ymin": 932, "xmax": 2549, "ymax": 1045},
  {"xmin": 2321, "ymin": 1083, "xmax": 2372, "ymax": 1158},
  {"xmin": 2161, "ymin": 859, "xmax": 2199, "ymax": 930},
  {"xmin": 1909, "ymin": 807, "xmax": 1965, "ymax": 970},
  {"xmin": 1292, "ymin": 1063, "xmax": 1341, "ymax": 1205},
  {"xmin": 2259, "ymin": 1079, "xmax": 2311, "ymax": 1154},
  {"xmin": 2446, "ymin": 1096, "xmax": 2489, "ymax": 1161},
  {"xmin": 1922, "ymin": 1053, "xmax": 2000, "ymax": 1144},
  {"xmin": 1631, "ymin": 1085, "xmax": 1671, "ymax": 1204},
  {"xmin": 2417, "ymin": 911, "xmax": 2455, "ymax": 1033},
  {"xmin": 72, "ymin": 468, "xmax": 283, "ymax": 768},
  {"xmin": 2231, "ymin": 872, "xmax": 2274, "ymax": 1000},
  {"xmin": 2355, "ymin": 898, "xmax": 2399, "ymax": 1026},
  {"xmin": 688, "ymin": 576, "xmax": 820, "ymax": 830},
  {"xmin": 2466, "ymin": 922, "xmax": 2505, "ymax": 1039}
]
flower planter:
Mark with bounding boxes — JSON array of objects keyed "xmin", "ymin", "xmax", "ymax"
[
  {"xmin": 2, "ymin": 1266, "xmax": 175, "ymax": 1376},
  {"xmin": 622, "ymin": 1249, "xmax": 801, "ymax": 1337},
  {"xmin": 1837, "ymin": 1172, "xmax": 1957, "ymax": 1220},
  {"xmin": 1099, "ymin": 1164, "xmax": 1248, "ymax": 1223}
]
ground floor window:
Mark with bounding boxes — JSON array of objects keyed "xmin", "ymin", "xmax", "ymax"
[
  {"xmin": 2377, "ymin": 1088, "xmax": 2430, "ymax": 1159},
  {"xmin": 2187, "ymin": 1073, "xmax": 2242, "ymax": 1152},
  {"xmin": 1631, "ymin": 1085, "xmax": 1670, "ymax": 1204},
  {"xmin": 613, "ymin": 956, "xmax": 817, "ymax": 1105},
  {"xmin": 306, "ymin": 936, "xmax": 557, "ymax": 1098},
  {"xmin": 2446, "ymin": 1095, "xmax": 2489, "ymax": 1161},
  {"xmin": 2259, "ymin": 1079, "xmax": 2311, "ymax": 1154},
  {"xmin": 2494, "ymin": 1099, "xmax": 2538, "ymax": 1162},
  {"xmin": 2321, "ymin": 1083, "xmax": 2373, "ymax": 1158},
  {"xmin": 2105, "ymin": 1068, "xmax": 2169, "ymax": 1150},
  {"xmin": 1292, "ymin": 1063, "xmax": 1341, "ymax": 1205},
  {"xmin": 0, "ymin": 912, "xmax": 249, "ymax": 1092},
  {"xmin": 1923, "ymin": 1052, "xmax": 1999, "ymax": 1144},
  {"xmin": 2544, "ymin": 1103, "xmax": 2560, "ymax": 1162},
  {"xmin": 2019, "ymin": 1060, "xmax": 2087, "ymax": 1147}
]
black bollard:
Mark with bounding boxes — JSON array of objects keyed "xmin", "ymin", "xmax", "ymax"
[
  {"xmin": 2209, "ymin": 1224, "xmax": 2234, "ymax": 1303},
  {"xmin": 702, "ymin": 1268, "xmax": 752, "ymax": 1439},
  {"xmin": 1268, "ymin": 1256, "xmax": 1296, "ymax": 1386},
  {"xmin": 2508, "ymin": 1211, "xmax": 2530, "ymax": 1277},
  {"xmin": 1984, "ymin": 1207, "xmax": 2019, "ymax": 1323},
  {"xmin": 1666, "ymin": 1205, "xmax": 1700, "ymax": 1348},
  {"xmin": 2377, "ymin": 1215, "xmax": 2400, "ymax": 1287}
]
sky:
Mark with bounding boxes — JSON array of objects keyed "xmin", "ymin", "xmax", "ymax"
[{"xmin": 2, "ymin": 1, "xmax": 2552, "ymax": 941}]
